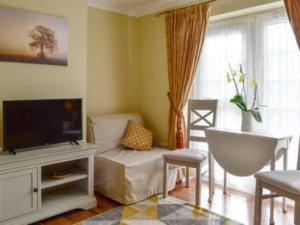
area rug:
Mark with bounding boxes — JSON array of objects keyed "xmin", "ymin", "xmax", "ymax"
[{"xmin": 75, "ymin": 195, "xmax": 243, "ymax": 225}]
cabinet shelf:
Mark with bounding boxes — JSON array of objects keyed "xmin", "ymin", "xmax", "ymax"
[
  {"xmin": 42, "ymin": 185, "xmax": 88, "ymax": 209},
  {"xmin": 41, "ymin": 170, "xmax": 87, "ymax": 190}
]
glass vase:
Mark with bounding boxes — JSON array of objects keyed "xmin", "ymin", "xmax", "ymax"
[{"xmin": 241, "ymin": 111, "xmax": 253, "ymax": 132}]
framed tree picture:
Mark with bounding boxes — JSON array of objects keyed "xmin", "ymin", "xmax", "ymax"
[{"xmin": 0, "ymin": 6, "xmax": 68, "ymax": 66}]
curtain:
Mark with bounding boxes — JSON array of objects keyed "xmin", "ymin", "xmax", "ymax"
[
  {"xmin": 191, "ymin": 9, "xmax": 300, "ymax": 193},
  {"xmin": 284, "ymin": 0, "xmax": 300, "ymax": 49},
  {"xmin": 165, "ymin": 4, "xmax": 211, "ymax": 150}
]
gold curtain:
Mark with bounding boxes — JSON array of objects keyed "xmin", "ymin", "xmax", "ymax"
[
  {"xmin": 284, "ymin": 0, "xmax": 300, "ymax": 49},
  {"xmin": 165, "ymin": 4, "xmax": 211, "ymax": 150}
]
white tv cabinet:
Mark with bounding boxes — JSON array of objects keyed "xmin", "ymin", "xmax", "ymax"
[{"xmin": 0, "ymin": 143, "xmax": 98, "ymax": 225}]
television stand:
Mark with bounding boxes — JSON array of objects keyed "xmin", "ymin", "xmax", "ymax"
[{"xmin": 0, "ymin": 143, "xmax": 97, "ymax": 225}]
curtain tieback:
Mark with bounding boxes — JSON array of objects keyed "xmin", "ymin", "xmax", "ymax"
[
  {"xmin": 167, "ymin": 92, "xmax": 183, "ymax": 121},
  {"xmin": 167, "ymin": 92, "xmax": 185, "ymax": 149}
]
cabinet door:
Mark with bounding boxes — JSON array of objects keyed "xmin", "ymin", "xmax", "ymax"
[{"xmin": 0, "ymin": 168, "xmax": 38, "ymax": 221}]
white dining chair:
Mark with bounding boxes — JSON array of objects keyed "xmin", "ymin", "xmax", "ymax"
[
  {"xmin": 186, "ymin": 99, "xmax": 219, "ymax": 203},
  {"xmin": 254, "ymin": 138, "xmax": 300, "ymax": 225},
  {"xmin": 163, "ymin": 99, "xmax": 218, "ymax": 206}
]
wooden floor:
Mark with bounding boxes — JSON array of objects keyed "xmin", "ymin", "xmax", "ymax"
[{"xmin": 33, "ymin": 179, "xmax": 294, "ymax": 225}]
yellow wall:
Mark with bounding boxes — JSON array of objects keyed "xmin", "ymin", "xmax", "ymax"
[
  {"xmin": 136, "ymin": 0, "xmax": 283, "ymax": 145},
  {"xmin": 87, "ymin": 7, "xmax": 139, "ymax": 115},
  {"xmin": 0, "ymin": 0, "xmax": 87, "ymax": 146},
  {"xmin": 87, "ymin": 7, "xmax": 169, "ymax": 143},
  {"xmin": 0, "ymin": 0, "xmax": 283, "ymax": 148},
  {"xmin": 137, "ymin": 15, "xmax": 169, "ymax": 144}
]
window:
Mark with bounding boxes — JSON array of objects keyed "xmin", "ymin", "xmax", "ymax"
[
  {"xmin": 263, "ymin": 17, "xmax": 300, "ymax": 132},
  {"xmin": 191, "ymin": 9, "xmax": 300, "ymax": 193}
]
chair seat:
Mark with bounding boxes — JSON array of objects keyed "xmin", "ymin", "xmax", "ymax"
[
  {"xmin": 256, "ymin": 170, "xmax": 300, "ymax": 196},
  {"xmin": 163, "ymin": 149, "xmax": 207, "ymax": 164}
]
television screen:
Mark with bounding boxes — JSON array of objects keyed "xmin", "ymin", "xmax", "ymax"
[{"xmin": 3, "ymin": 99, "xmax": 82, "ymax": 151}]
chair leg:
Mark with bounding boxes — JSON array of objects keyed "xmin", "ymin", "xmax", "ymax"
[
  {"xmin": 208, "ymin": 152, "xmax": 214, "ymax": 203},
  {"xmin": 282, "ymin": 146, "xmax": 288, "ymax": 213},
  {"xmin": 270, "ymin": 157, "xmax": 276, "ymax": 225},
  {"xmin": 270, "ymin": 196, "xmax": 275, "ymax": 224},
  {"xmin": 186, "ymin": 166, "xmax": 190, "ymax": 188},
  {"xmin": 223, "ymin": 171, "xmax": 227, "ymax": 195},
  {"xmin": 254, "ymin": 180, "xmax": 263, "ymax": 225},
  {"xmin": 212, "ymin": 156, "xmax": 215, "ymax": 195},
  {"xmin": 163, "ymin": 160, "xmax": 168, "ymax": 198},
  {"xmin": 295, "ymin": 200, "xmax": 300, "ymax": 225},
  {"xmin": 195, "ymin": 165, "xmax": 201, "ymax": 208}
]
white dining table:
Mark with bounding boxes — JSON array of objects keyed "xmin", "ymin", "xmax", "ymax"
[{"xmin": 205, "ymin": 127, "xmax": 293, "ymax": 224}]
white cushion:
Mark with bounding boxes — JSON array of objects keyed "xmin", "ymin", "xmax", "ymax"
[
  {"xmin": 88, "ymin": 113, "xmax": 143, "ymax": 153},
  {"xmin": 256, "ymin": 170, "xmax": 300, "ymax": 196},
  {"xmin": 163, "ymin": 149, "xmax": 207, "ymax": 164}
]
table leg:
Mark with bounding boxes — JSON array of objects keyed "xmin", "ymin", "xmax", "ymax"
[
  {"xmin": 270, "ymin": 156, "xmax": 275, "ymax": 225},
  {"xmin": 282, "ymin": 139, "xmax": 289, "ymax": 213},
  {"xmin": 223, "ymin": 171, "xmax": 227, "ymax": 195},
  {"xmin": 186, "ymin": 166, "xmax": 190, "ymax": 188}
]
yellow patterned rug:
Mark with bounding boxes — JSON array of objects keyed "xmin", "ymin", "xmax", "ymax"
[{"xmin": 75, "ymin": 195, "xmax": 243, "ymax": 225}]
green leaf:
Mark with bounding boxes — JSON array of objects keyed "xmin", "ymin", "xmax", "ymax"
[
  {"xmin": 230, "ymin": 95, "xmax": 247, "ymax": 111},
  {"xmin": 250, "ymin": 110, "xmax": 262, "ymax": 123}
]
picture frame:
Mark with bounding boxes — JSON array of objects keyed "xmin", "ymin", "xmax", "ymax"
[{"xmin": 0, "ymin": 6, "xmax": 69, "ymax": 66}]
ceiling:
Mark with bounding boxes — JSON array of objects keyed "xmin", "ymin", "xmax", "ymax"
[{"xmin": 87, "ymin": 0, "xmax": 205, "ymax": 17}]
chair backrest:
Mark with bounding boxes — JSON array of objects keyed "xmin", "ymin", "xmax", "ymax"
[
  {"xmin": 186, "ymin": 99, "xmax": 218, "ymax": 148},
  {"xmin": 205, "ymin": 129, "xmax": 278, "ymax": 176}
]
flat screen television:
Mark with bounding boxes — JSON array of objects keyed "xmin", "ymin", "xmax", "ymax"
[{"xmin": 3, "ymin": 99, "xmax": 82, "ymax": 153}]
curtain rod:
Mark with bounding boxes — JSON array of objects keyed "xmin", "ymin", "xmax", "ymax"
[{"xmin": 155, "ymin": 0, "xmax": 217, "ymax": 17}]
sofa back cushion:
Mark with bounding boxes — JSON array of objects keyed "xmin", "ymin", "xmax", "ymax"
[{"xmin": 87, "ymin": 113, "xmax": 143, "ymax": 153}]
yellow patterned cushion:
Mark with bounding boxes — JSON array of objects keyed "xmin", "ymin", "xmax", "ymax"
[{"xmin": 121, "ymin": 120, "xmax": 153, "ymax": 151}]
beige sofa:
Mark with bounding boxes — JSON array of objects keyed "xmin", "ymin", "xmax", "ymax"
[{"xmin": 87, "ymin": 113, "xmax": 178, "ymax": 205}]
